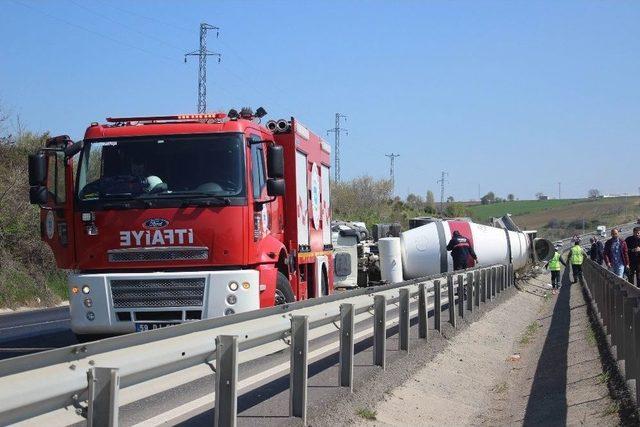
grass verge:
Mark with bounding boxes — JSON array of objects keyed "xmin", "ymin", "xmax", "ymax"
[
  {"xmin": 356, "ymin": 408, "xmax": 377, "ymax": 421},
  {"xmin": 519, "ymin": 321, "xmax": 541, "ymax": 346}
]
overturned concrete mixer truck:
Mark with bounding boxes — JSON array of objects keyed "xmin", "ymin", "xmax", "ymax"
[{"xmin": 379, "ymin": 216, "xmax": 554, "ymax": 282}]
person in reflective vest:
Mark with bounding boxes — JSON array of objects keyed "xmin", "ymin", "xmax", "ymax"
[
  {"xmin": 446, "ymin": 230, "xmax": 478, "ymax": 270},
  {"xmin": 545, "ymin": 246, "xmax": 566, "ymax": 294},
  {"xmin": 567, "ymin": 240, "xmax": 586, "ymax": 283}
]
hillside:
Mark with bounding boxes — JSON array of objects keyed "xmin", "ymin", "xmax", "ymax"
[{"xmin": 468, "ymin": 197, "xmax": 640, "ymax": 240}]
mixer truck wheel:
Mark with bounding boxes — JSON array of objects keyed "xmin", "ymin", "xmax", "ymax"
[{"xmin": 274, "ymin": 272, "xmax": 295, "ymax": 305}]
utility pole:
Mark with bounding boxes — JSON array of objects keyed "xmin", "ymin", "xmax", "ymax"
[
  {"xmin": 385, "ymin": 153, "xmax": 400, "ymax": 195},
  {"xmin": 437, "ymin": 171, "xmax": 448, "ymax": 215},
  {"xmin": 326, "ymin": 113, "xmax": 348, "ymax": 182},
  {"xmin": 184, "ymin": 23, "xmax": 221, "ymax": 113},
  {"xmin": 558, "ymin": 182, "xmax": 561, "ymax": 200}
]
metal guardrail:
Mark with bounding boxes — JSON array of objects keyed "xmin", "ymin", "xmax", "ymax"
[
  {"xmin": 582, "ymin": 259, "xmax": 640, "ymax": 407},
  {"xmin": 0, "ymin": 263, "xmax": 514, "ymax": 426}
]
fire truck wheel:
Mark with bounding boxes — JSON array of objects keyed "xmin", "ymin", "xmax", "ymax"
[
  {"xmin": 321, "ymin": 269, "xmax": 328, "ymax": 296},
  {"xmin": 275, "ymin": 272, "xmax": 295, "ymax": 305}
]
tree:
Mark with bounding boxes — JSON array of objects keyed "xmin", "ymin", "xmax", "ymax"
[
  {"xmin": 445, "ymin": 202, "xmax": 470, "ymax": 218},
  {"xmin": 507, "ymin": 193, "xmax": 515, "ymax": 201},
  {"xmin": 426, "ymin": 190, "xmax": 435, "ymax": 211},
  {"xmin": 405, "ymin": 193, "xmax": 424, "ymax": 210},
  {"xmin": 446, "ymin": 195, "xmax": 454, "ymax": 203},
  {"xmin": 480, "ymin": 191, "xmax": 495, "ymax": 205},
  {"xmin": 535, "ymin": 192, "xmax": 545, "ymax": 200},
  {"xmin": 588, "ymin": 189, "xmax": 601, "ymax": 199}
]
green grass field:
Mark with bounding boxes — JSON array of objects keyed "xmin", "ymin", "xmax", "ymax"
[{"xmin": 467, "ymin": 199, "xmax": 581, "ymax": 222}]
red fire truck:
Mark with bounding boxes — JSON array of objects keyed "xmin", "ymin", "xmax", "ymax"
[{"xmin": 28, "ymin": 108, "xmax": 333, "ymax": 337}]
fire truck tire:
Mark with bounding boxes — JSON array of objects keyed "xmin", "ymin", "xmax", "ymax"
[
  {"xmin": 275, "ymin": 272, "xmax": 295, "ymax": 305},
  {"xmin": 321, "ymin": 268, "xmax": 328, "ymax": 296}
]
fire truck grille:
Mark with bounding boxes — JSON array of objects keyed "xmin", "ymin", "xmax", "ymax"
[
  {"xmin": 110, "ymin": 278, "xmax": 206, "ymax": 308},
  {"xmin": 108, "ymin": 247, "xmax": 208, "ymax": 263}
]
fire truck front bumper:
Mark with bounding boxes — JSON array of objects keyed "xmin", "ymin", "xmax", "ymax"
[{"xmin": 67, "ymin": 270, "xmax": 260, "ymax": 335}]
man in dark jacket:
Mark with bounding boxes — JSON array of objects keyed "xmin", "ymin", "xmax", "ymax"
[
  {"xmin": 625, "ymin": 227, "xmax": 640, "ymax": 286},
  {"xmin": 604, "ymin": 228, "xmax": 629, "ymax": 278},
  {"xmin": 589, "ymin": 237, "xmax": 604, "ymax": 265},
  {"xmin": 446, "ymin": 230, "xmax": 478, "ymax": 270}
]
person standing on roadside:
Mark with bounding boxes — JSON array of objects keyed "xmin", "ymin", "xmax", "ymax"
[
  {"xmin": 625, "ymin": 227, "xmax": 640, "ymax": 286},
  {"xmin": 545, "ymin": 245, "xmax": 566, "ymax": 294},
  {"xmin": 604, "ymin": 228, "xmax": 629, "ymax": 278},
  {"xmin": 589, "ymin": 237, "xmax": 604, "ymax": 265},
  {"xmin": 567, "ymin": 240, "xmax": 586, "ymax": 283}
]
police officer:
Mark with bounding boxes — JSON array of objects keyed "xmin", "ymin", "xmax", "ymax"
[
  {"xmin": 545, "ymin": 245, "xmax": 566, "ymax": 294},
  {"xmin": 446, "ymin": 230, "xmax": 478, "ymax": 271},
  {"xmin": 568, "ymin": 240, "xmax": 586, "ymax": 283}
]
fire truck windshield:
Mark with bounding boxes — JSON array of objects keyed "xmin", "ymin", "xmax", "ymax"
[{"xmin": 76, "ymin": 134, "xmax": 245, "ymax": 202}]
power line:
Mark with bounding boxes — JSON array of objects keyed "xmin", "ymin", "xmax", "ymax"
[
  {"xmin": 437, "ymin": 171, "xmax": 449, "ymax": 215},
  {"xmin": 67, "ymin": 0, "xmax": 184, "ymax": 52},
  {"xmin": 12, "ymin": 0, "xmax": 176, "ymax": 63},
  {"xmin": 185, "ymin": 23, "xmax": 221, "ymax": 113},
  {"xmin": 385, "ymin": 153, "xmax": 400, "ymax": 195},
  {"xmin": 326, "ymin": 113, "xmax": 348, "ymax": 182}
]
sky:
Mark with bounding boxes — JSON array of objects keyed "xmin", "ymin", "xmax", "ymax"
[{"xmin": 1, "ymin": 0, "xmax": 639, "ymax": 201}]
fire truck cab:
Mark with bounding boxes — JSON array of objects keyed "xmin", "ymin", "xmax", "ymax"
[{"xmin": 28, "ymin": 109, "xmax": 333, "ymax": 336}]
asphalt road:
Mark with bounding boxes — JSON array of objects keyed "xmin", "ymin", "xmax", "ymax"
[{"xmin": 0, "ymin": 306, "xmax": 77, "ymax": 359}]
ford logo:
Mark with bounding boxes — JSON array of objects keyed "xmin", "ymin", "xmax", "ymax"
[{"xmin": 143, "ymin": 218, "xmax": 169, "ymax": 229}]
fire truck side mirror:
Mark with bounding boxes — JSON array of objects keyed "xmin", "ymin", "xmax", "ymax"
[
  {"xmin": 29, "ymin": 185, "xmax": 48, "ymax": 205},
  {"xmin": 28, "ymin": 153, "xmax": 47, "ymax": 186},
  {"xmin": 267, "ymin": 178, "xmax": 285, "ymax": 197},
  {"xmin": 267, "ymin": 145, "xmax": 284, "ymax": 179}
]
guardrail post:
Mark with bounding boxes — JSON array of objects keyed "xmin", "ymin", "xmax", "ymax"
[
  {"xmin": 490, "ymin": 267, "xmax": 495, "ymax": 299},
  {"xmin": 623, "ymin": 297, "xmax": 637, "ymax": 385},
  {"xmin": 615, "ymin": 286, "xmax": 625, "ymax": 374},
  {"xmin": 509, "ymin": 264, "xmax": 513, "ymax": 287},
  {"xmin": 634, "ymin": 305, "xmax": 640, "ymax": 405},
  {"xmin": 493, "ymin": 267, "xmax": 498, "ymax": 297},
  {"xmin": 418, "ymin": 283, "xmax": 428, "ymax": 340},
  {"xmin": 434, "ymin": 280, "xmax": 442, "ymax": 332},
  {"xmin": 87, "ymin": 367, "xmax": 119, "ymax": 427},
  {"xmin": 474, "ymin": 271, "xmax": 480, "ymax": 308},
  {"xmin": 447, "ymin": 275, "xmax": 457, "ymax": 328},
  {"xmin": 290, "ymin": 316, "xmax": 308, "ymax": 421},
  {"xmin": 399, "ymin": 289, "xmax": 410, "ymax": 352},
  {"xmin": 466, "ymin": 272, "xmax": 474, "ymax": 313},
  {"xmin": 373, "ymin": 295, "xmax": 387, "ymax": 369},
  {"xmin": 496, "ymin": 267, "xmax": 501, "ymax": 296},
  {"xmin": 215, "ymin": 335, "xmax": 238, "ymax": 427},
  {"xmin": 480, "ymin": 270, "xmax": 487, "ymax": 303},
  {"xmin": 340, "ymin": 303, "xmax": 355, "ymax": 389},
  {"xmin": 457, "ymin": 275, "xmax": 465, "ymax": 319}
]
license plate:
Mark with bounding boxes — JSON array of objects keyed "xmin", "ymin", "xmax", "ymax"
[{"xmin": 135, "ymin": 322, "xmax": 179, "ymax": 332}]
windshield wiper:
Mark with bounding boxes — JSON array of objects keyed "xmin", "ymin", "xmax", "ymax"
[
  {"xmin": 143, "ymin": 191, "xmax": 231, "ymax": 206},
  {"xmin": 180, "ymin": 198, "xmax": 229, "ymax": 207},
  {"xmin": 102, "ymin": 199, "xmax": 153, "ymax": 210}
]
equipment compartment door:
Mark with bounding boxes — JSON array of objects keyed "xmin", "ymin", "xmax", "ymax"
[
  {"xmin": 295, "ymin": 150, "xmax": 309, "ymax": 247},
  {"xmin": 320, "ymin": 164, "xmax": 331, "ymax": 246}
]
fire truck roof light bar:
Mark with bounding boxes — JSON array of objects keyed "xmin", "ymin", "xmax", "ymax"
[{"xmin": 105, "ymin": 113, "xmax": 227, "ymax": 123}]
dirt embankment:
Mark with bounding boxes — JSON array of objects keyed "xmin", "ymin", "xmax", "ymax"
[{"xmin": 314, "ymin": 271, "xmax": 625, "ymax": 426}]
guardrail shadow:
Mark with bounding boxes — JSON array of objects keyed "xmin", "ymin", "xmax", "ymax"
[{"xmin": 522, "ymin": 266, "xmax": 572, "ymax": 426}]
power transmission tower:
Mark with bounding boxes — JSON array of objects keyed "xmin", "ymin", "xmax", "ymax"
[
  {"xmin": 437, "ymin": 171, "xmax": 448, "ymax": 215},
  {"xmin": 184, "ymin": 23, "xmax": 221, "ymax": 113},
  {"xmin": 558, "ymin": 182, "xmax": 561, "ymax": 200},
  {"xmin": 326, "ymin": 113, "xmax": 348, "ymax": 182},
  {"xmin": 385, "ymin": 153, "xmax": 400, "ymax": 195}
]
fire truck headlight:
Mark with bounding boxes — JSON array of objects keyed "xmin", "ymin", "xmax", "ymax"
[
  {"xmin": 71, "ymin": 286, "xmax": 79, "ymax": 295},
  {"xmin": 228, "ymin": 281, "xmax": 239, "ymax": 291},
  {"xmin": 226, "ymin": 294, "xmax": 237, "ymax": 305},
  {"xmin": 86, "ymin": 311, "xmax": 95, "ymax": 321},
  {"xmin": 242, "ymin": 281, "xmax": 250, "ymax": 290},
  {"xmin": 83, "ymin": 298, "xmax": 93, "ymax": 308},
  {"xmin": 82, "ymin": 285, "xmax": 91, "ymax": 294},
  {"xmin": 224, "ymin": 308, "xmax": 235, "ymax": 316}
]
